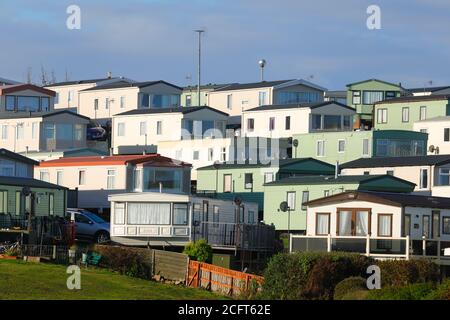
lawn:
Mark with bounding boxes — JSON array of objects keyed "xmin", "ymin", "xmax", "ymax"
[{"xmin": 0, "ymin": 259, "xmax": 226, "ymax": 300}]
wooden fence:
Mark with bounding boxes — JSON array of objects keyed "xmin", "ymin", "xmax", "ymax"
[
  {"xmin": 187, "ymin": 260, "xmax": 264, "ymax": 296},
  {"xmin": 153, "ymin": 249, "xmax": 189, "ymax": 282}
]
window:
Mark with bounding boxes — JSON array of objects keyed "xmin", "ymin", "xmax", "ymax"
[
  {"xmin": 213, "ymin": 206, "xmax": 219, "ymax": 225},
  {"xmin": 1, "ymin": 125, "xmax": 7, "ymax": 140},
  {"xmin": 287, "ymin": 192, "xmax": 296, "ymax": 210},
  {"xmin": 16, "ymin": 123, "xmax": 24, "ymax": 140},
  {"xmin": 32, "ymin": 122, "xmax": 39, "ymax": 139},
  {"xmin": 17, "ymin": 96, "xmax": 40, "ymax": 112},
  {"xmin": 68, "ymin": 91, "xmax": 74, "ymax": 102},
  {"xmin": 94, "ymin": 99, "xmax": 99, "ymax": 110},
  {"xmin": 432, "ymin": 211, "xmax": 440, "ymax": 239},
  {"xmin": 377, "ymin": 108, "xmax": 388, "ymax": 124},
  {"xmin": 323, "ymin": 115, "xmax": 342, "ymax": 130},
  {"xmin": 363, "ymin": 91, "xmax": 383, "ymax": 104},
  {"xmin": 0, "ymin": 191, "xmax": 7, "ymax": 213},
  {"xmin": 420, "ymin": 168, "xmax": 428, "ymax": 189},
  {"xmin": 316, "ymin": 213, "xmax": 330, "ymax": 235},
  {"xmin": 338, "ymin": 139, "xmax": 345, "ymax": 153},
  {"xmin": 338, "ymin": 209, "xmax": 370, "ymax": 236},
  {"xmin": 364, "ymin": 171, "xmax": 370, "ymax": 175},
  {"xmin": 56, "ymin": 171, "xmax": 63, "ymax": 185},
  {"xmin": 78, "ymin": 170, "xmax": 86, "ymax": 185},
  {"xmin": 420, "ymin": 106, "xmax": 427, "ymax": 120},
  {"xmin": 74, "ymin": 124, "xmax": 83, "ymax": 141},
  {"xmin": 316, "ymin": 140, "xmax": 325, "ymax": 157},
  {"xmin": 140, "ymin": 93, "xmax": 150, "ymax": 108},
  {"xmin": 363, "ymin": 139, "xmax": 370, "ymax": 156},
  {"xmin": 6, "ymin": 96, "xmax": 15, "ymax": 111},
  {"xmin": 285, "ymin": 116, "xmax": 291, "ymax": 130},
  {"xmin": 227, "ymin": 94, "xmax": 232, "ymax": 110},
  {"xmin": 352, "ymin": 91, "xmax": 361, "ymax": 104},
  {"xmin": 404, "ymin": 214, "xmax": 411, "ymax": 236},
  {"xmin": 193, "ymin": 150, "xmax": 199, "ymax": 160},
  {"xmin": 142, "ymin": 169, "xmax": 183, "ymax": 192},
  {"xmin": 120, "ymin": 96, "xmax": 125, "ymax": 109},
  {"xmin": 244, "ymin": 173, "xmax": 253, "ymax": 190},
  {"xmin": 402, "ymin": 107, "xmax": 409, "ymax": 122},
  {"xmin": 247, "ymin": 118, "xmax": 254, "ymax": 131},
  {"xmin": 258, "ymin": 92, "xmax": 267, "ymax": 106},
  {"xmin": 134, "ymin": 169, "xmax": 142, "ymax": 190},
  {"xmin": 444, "ymin": 128, "xmax": 450, "ymax": 142},
  {"xmin": 276, "ymin": 91, "xmax": 320, "ymax": 104},
  {"xmin": 114, "ymin": 203, "xmax": 125, "ymax": 224},
  {"xmin": 443, "ymin": 217, "xmax": 450, "ymax": 235},
  {"xmin": 127, "ymin": 203, "xmax": 171, "ymax": 225},
  {"xmin": 117, "ymin": 123, "xmax": 125, "ymax": 137},
  {"xmin": 107, "ymin": 170, "xmax": 116, "ymax": 189},
  {"xmin": 378, "ymin": 214, "xmax": 392, "ymax": 237},
  {"xmin": 248, "ymin": 211, "xmax": 255, "ymax": 224},
  {"xmin": 385, "ymin": 91, "xmax": 396, "ymax": 99},
  {"xmin": 156, "ymin": 121, "xmax": 162, "ymax": 135},
  {"xmin": 15, "ymin": 191, "xmax": 21, "ymax": 215},
  {"xmin": 220, "ymin": 148, "xmax": 226, "ymax": 162},
  {"xmin": 223, "ymin": 174, "xmax": 232, "ymax": 193},
  {"xmin": 41, "ymin": 97, "xmax": 50, "ymax": 111},
  {"xmin": 49, "ymin": 194, "xmax": 54, "ymax": 216},
  {"xmin": 423, "ymin": 215, "xmax": 430, "ymax": 238},
  {"xmin": 323, "ymin": 190, "xmax": 330, "ymax": 197},
  {"xmin": 264, "ymin": 172, "xmax": 274, "ymax": 183},
  {"xmin": 269, "ymin": 117, "xmax": 275, "ymax": 131},
  {"xmin": 105, "ymin": 98, "xmax": 110, "ymax": 109},
  {"xmin": 208, "ymin": 148, "xmax": 214, "ymax": 161},
  {"xmin": 173, "ymin": 204, "xmax": 188, "ymax": 225},
  {"xmin": 185, "ymin": 95, "xmax": 192, "ymax": 107},
  {"xmin": 139, "ymin": 122, "xmax": 147, "ymax": 136},
  {"xmin": 301, "ymin": 191, "xmax": 309, "ymax": 210},
  {"xmin": 439, "ymin": 168, "xmax": 450, "ymax": 185},
  {"xmin": 40, "ymin": 171, "xmax": 50, "ymax": 182}
]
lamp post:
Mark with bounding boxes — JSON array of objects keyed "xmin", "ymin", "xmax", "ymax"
[
  {"xmin": 258, "ymin": 59, "xmax": 266, "ymax": 82},
  {"xmin": 213, "ymin": 161, "xmax": 220, "ymax": 194},
  {"xmin": 280, "ymin": 201, "xmax": 291, "ymax": 236}
]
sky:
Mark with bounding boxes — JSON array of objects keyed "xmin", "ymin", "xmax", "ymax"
[{"xmin": 1, "ymin": 0, "xmax": 450, "ymax": 90}]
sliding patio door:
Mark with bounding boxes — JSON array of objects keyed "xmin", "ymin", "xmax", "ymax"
[{"xmin": 337, "ymin": 209, "xmax": 371, "ymax": 236}]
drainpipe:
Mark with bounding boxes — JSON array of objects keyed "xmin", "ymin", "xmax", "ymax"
[{"xmin": 159, "ymin": 182, "xmax": 162, "ymax": 193}]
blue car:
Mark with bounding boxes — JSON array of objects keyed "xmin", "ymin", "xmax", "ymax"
[{"xmin": 67, "ymin": 209, "xmax": 110, "ymax": 244}]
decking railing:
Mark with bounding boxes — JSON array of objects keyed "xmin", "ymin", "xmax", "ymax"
[
  {"xmin": 192, "ymin": 222, "xmax": 275, "ymax": 251},
  {"xmin": 290, "ymin": 234, "xmax": 450, "ymax": 263},
  {"xmin": 187, "ymin": 260, "xmax": 264, "ymax": 296}
]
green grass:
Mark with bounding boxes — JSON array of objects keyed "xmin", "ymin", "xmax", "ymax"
[{"xmin": 0, "ymin": 259, "xmax": 226, "ymax": 300}]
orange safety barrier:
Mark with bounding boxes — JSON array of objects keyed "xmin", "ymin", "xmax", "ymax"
[{"xmin": 187, "ymin": 260, "xmax": 264, "ymax": 296}]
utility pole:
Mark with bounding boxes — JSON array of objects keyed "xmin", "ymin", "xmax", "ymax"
[{"xmin": 194, "ymin": 29, "xmax": 205, "ymax": 107}]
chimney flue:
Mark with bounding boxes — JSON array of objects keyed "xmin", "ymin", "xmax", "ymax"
[{"xmin": 107, "ymin": 71, "xmax": 112, "ymax": 79}]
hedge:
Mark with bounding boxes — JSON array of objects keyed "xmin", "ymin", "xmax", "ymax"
[
  {"xmin": 261, "ymin": 252, "xmax": 373, "ymax": 300},
  {"xmin": 376, "ymin": 259, "xmax": 440, "ymax": 287},
  {"xmin": 333, "ymin": 277, "xmax": 368, "ymax": 300}
]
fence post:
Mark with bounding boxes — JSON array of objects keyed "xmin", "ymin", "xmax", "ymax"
[
  {"xmin": 151, "ymin": 250, "xmax": 156, "ymax": 277},
  {"xmin": 52, "ymin": 245, "xmax": 56, "ymax": 260},
  {"xmin": 197, "ymin": 262, "xmax": 201, "ymax": 288},
  {"xmin": 327, "ymin": 234, "xmax": 332, "ymax": 252},
  {"xmin": 422, "ymin": 236, "xmax": 426, "ymax": 256},
  {"xmin": 289, "ymin": 233, "xmax": 293, "ymax": 253},
  {"xmin": 406, "ymin": 236, "xmax": 410, "ymax": 260},
  {"xmin": 366, "ymin": 234, "xmax": 370, "ymax": 257}
]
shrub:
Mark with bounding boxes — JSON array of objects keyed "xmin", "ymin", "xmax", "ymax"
[
  {"xmin": 183, "ymin": 240, "xmax": 212, "ymax": 263},
  {"xmin": 366, "ymin": 282, "xmax": 436, "ymax": 300},
  {"xmin": 261, "ymin": 252, "xmax": 373, "ymax": 300},
  {"xmin": 377, "ymin": 259, "xmax": 440, "ymax": 287},
  {"xmin": 334, "ymin": 277, "xmax": 368, "ymax": 300},
  {"xmin": 425, "ymin": 279, "xmax": 450, "ymax": 300},
  {"xmin": 93, "ymin": 245, "xmax": 153, "ymax": 279}
]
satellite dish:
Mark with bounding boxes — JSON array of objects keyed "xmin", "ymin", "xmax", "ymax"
[
  {"xmin": 22, "ymin": 186, "xmax": 32, "ymax": 196},
  {"xmin": 279, "ymin": 201, "xmax": 289, "ymax": 212},
  {"xmin": 429, "ymin": 145, "xmax": 435, "ymax": 153},
  {"xmin": 234, "ymin": 196, "xmax": 243, "ymax": 206},
  {"xmin": 293, "ymin": 139, "xmax": 299, "ymax": 148}
]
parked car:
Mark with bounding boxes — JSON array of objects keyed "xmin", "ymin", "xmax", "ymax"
[
  {"xmin": 67, "ymin": 208, "xmax": 110, "ymax": 243},
  {"xmin": 87, "ymin": 122, "xmax": 107, "ymax": 141}
]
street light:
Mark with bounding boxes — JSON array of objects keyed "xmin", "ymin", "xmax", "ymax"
[
  {"xmin": 194, "ymin": 29, "xmax": 205, "ymax": 107},
  {"xmin": 258, "ymin": 59, "xmax": 266, "ymax": 82}
]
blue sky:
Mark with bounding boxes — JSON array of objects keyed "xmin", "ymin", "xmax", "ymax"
[{"xmin": 1, "ymin": 0, "xmax": 449, "ymax": 89}]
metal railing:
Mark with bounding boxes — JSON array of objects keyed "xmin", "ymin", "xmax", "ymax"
[
  {"xmin": 290, "ymin": 234, "xmax": 450, "ymax": 262},
  {"xmin": 193, "ymin": 222, "xmax": 275, "ymax": 251}
]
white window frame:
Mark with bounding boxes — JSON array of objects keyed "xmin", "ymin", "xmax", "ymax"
[
  {"xmin": 402, "ymin": 107, "xmax": 409, "ymax": 123},
  {"xmin": 316, "ymin": 140, "xmax": 325, "ymax": 157},
  {"xmin": 420, "ymin": 106, "xmax": 427, "ymax": 121},
  {"xmin": 139, "ymin": 121, "xmax": 147, "ymax": 136},
  {"xmin": 156, "ymin": 121, "xmax": 162, "ymax": 135},
  {"xmin": 337, "ymin": 139, "xmax": 346, "ymax": 153},
  {"xmin": 107, "ymin": 169, "xmax": 116, "ymax": 190},
  {"xmin": 117, "ymin": 123, "xmax": 125, "ymax": 137},
  {"xmin": 78, "ymin": 170, "xmax": 86, "ymax": 185}
]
